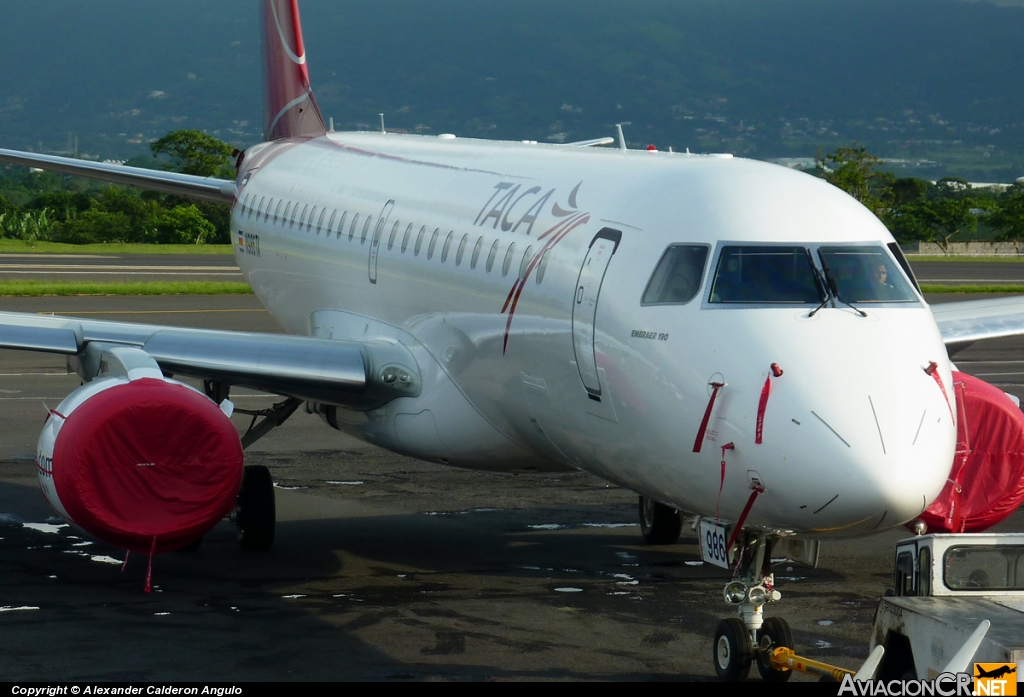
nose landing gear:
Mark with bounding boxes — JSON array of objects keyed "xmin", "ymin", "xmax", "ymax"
[{"xmin": 712, "ymin": 532, "xmax": 793, "ymax": 681}]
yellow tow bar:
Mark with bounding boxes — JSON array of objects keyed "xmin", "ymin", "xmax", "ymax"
[{"xmin": 770, "ymin": 647, "xmax": 855, "ymax": 682}]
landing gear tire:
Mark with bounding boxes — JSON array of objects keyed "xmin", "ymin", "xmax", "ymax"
[
  {"xmin": 756, "ymin": 617, "xmax": 794, "ymax": 682},
  {"xmin": 714, "ymin": 617, "xmax": 753, "ymax": 681},
  {"xmin": 638, "ymin": 496, "xmax": 682, "ymax": 544},
  {"xmin": 237, "ymin": 465, "xmax": 275, "ymax": 551}
]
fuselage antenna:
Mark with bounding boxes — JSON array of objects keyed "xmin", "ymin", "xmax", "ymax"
[
  {"xmin": 329, "ymin": 117, "xmax": 335, "ymax": 133},
  {"xmin": 379, "ymin": 113, "xmax": 386, "ymax": 134},
  {"xmin": 616, "ymin": 124, "xmax": 627, "ymax": 152}
]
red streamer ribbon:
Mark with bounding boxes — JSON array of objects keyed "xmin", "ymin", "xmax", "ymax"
[
  {"xmin": 693, "ymin": 382, "xmax": 725, "ymax": 453},
  {"xmin": 716, "ymin": 443, "xmax": 734, "ymax": 521},
  {"xmin": 726, "ymin": 486, "xmax": 765, "ymax": 553},
  {"xmin": 144, "ymin": 536, "xmax": 156, "ymax": 594}
]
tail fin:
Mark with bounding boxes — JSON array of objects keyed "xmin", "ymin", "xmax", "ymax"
[{"xmin": 261, "ymin": 0, "xmax": 327, "ymax": 141}]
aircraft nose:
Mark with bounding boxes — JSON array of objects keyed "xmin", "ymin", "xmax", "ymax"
[{"xmin": 738, "ymin": 311, "xmax": 957, "ymax": 534}]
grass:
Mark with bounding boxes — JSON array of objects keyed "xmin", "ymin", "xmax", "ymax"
[
  {"xmin": 0, "ymin": 240, "xmax": 234, "ymax": 255},
  {"xmin": 920, "ymin": 284, "xmax": 1024, "ymax": 294},
  {"xmin": 0, "ymin": 281, "xmax": 252, "ymax": 297}
]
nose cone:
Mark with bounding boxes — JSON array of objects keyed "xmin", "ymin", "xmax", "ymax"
[{"xmin": 726, "ymin": 306, "xmax": 956, "ymax": 535}]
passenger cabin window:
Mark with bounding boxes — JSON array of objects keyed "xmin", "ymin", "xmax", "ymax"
[
  {"xmin": 502, "ymin": 243, "xmax": 517, "ymax": 276},
  {"xmin": 307, "ymin": 207, "xmax": 318, "ymax": 232},
  {"xmin": 415, "ymin": 226, "xmax": 426, "ymax": 256},
  {"xmin": 401, "ymin": 224, "xmax": 412, "ymax": 253},
  {"xmin": 428, "ymin": 229, "xmax": 440, "ymax": 259},
  {"xmin": 349, "ymin": 214, "xmax": 359, "ymax": 241},
  {"xmin": 388, "ymin": 221, "xmax": 400, "ymax": 250},
  {"xmin": 486, "ymin": 239, "xmax": 499, "ymax": 272},
  {"xmin": 818, "ymin": 246, "xmax": 918, "ymax": 303},
  {"xmin": 536, "ymin": 249, "xmax": 550, "ymax": 284},
  {"xmin": 471, "ymin": 236, "xmax": 483, "ymax": 269},
  {"xmin": 334, "ymin": 211, "xmax": 346, "ymax": 238},
  {"xmin": 283, "ymin": 202, "xmax": 294, "ymax": 226},
  {"xmin": 273, "ymin": 200, "xmax": 283, "ymax": 225},
  {"xmin": 520, "ymin": 246, "xmax": 534, "ymax": 280},
  {"xmin": 441, "ymin": 231, "xmax": 454, "ymax": 263},
  {"xmin": 361, "ymin": 217, "xmax": 372, "ymax": 244},
  {"xmin": 710, "ymin": 246, "xmax": 822, "ymax": 304},
  {"xmin": 315, "ymin": 209, "xmax": 326, "ymax": 234},
  {"xmin": 642, "ymin": 245, "xmax": 709, "ymax": 305},
  {"xmin": 456, "ymin": 234, "xmax": 468, "ymax": 266}
]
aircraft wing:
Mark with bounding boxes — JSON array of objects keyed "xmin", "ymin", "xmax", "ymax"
[
  {"xmin": 0, "ymin": 311, "xmax": 419, "ymax": 408},
  {"xmin": 931, "ymin": 295, "xmax": 1024, "ymax": 351},
  {"xmin": 0, "ymin": 148, "xmax": 235, "ymax": 205}
]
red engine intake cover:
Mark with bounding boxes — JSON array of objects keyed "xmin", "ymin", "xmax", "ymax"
[
  {"xmin": 921, "ymin": 371, "xmax": 1024, "ymax": 533},
  {"xmin": 52, "ymin": 378, "xmax": 243, "ymax": 553}
]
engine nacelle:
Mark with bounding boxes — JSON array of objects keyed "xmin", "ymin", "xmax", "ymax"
[
  {"xmin": 921, "ymin": 371, "xmax": 1024, "ymax": 533},
  {"xmin": 37, "ymin": 376, "xmax": 243, "ymax": 553}
]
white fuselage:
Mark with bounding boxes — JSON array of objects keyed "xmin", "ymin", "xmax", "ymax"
[{"xmin": 231, "ymin": 132, "xmax": 957, "ymax": 537}]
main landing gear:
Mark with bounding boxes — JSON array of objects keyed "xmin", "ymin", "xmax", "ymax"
[
  {"xmin": 638, "ymin": 495, "xmax": 682, "ymax": 544},
  {"xmin": 236, "ymin": 465, "xmax": 275, "ymax": 550},
  {"xmin": 712, "ymin": 533, "xmax": 792, "ymax": 681}
]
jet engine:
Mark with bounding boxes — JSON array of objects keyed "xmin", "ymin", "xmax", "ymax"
[
  {"xmin": 36, "ymin": 376, "xmax": 243, "ymax": 553},
  {"xmin": 921, "ymin": 371, "xmax": 1024, "ymax": 533}
]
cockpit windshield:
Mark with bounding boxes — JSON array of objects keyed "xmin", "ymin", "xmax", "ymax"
[
  {"xmin": 818, "ymin": 246, "xmax": 918, "ymax": 303},
  {"xmin": 709, "ymin": 246, "xmax": 823, "ymax": 304}
]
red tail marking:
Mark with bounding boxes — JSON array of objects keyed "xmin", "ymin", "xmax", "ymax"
[
  {"xmin": 261, "ymin": 0, "xmax": 326, "ymax": 141},
  {"xmin": 755, "ymin": 376, "xmax": 771, "ymax": 445}
]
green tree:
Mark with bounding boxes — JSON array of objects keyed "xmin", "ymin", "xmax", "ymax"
[
  {"xmin": 895, "ymin": 197, "xmax": 994, "ymax": 253},
  {"xmin": 54, "ymin": 210, "xmax": 133, "ymax": 244},
  {"xmin": 0, "ymin": 195, "xmax": 13, "ymax": 217},
  {"xmin": 24, "ymin": 191, "xmax": 93, "ymax": 223},
  {"xmin": 150, "ymin": 130, "xmax": 235, "ymax": 178},
  {"xmin": 817, "ymin": 144, "xmax": 892, "ymax": 218},
  {"xmin": 152, "ymin": 205, "xmax": 216, "ymax": 244},
  {"xmin": 991, "ymin": 185, "xmax": 1024, "ymax": 241}
]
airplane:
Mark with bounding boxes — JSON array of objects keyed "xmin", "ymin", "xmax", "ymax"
[
  {"xmin": 2, "ymin": 0, "xmax": 1024, "ymax": 682},
  {"xmin": 975, "ymin": 665, "xmax": 1017, "ymax": 680}
]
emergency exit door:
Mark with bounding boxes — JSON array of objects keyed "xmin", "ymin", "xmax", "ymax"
[{"xmin": 571, "ymin": 228, "xmax": 622, "ymax": 400}]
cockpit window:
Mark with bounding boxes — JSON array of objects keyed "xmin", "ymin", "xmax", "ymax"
[
  {"xmin": 642, "ymin": 245, "xmax": 709, "ymax": 305},
  {"xmin": 818, "ymin": 246, "xmax": 918, "ymax": 303},
  {"xmin": 710, "ymin": 246, "xmax": 823, "ymax": 304}
]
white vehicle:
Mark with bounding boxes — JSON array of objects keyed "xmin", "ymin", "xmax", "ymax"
[
  {"xmin": 873, "ymin": 534, "xmax": 1024, "ymax": 680},
  {"xmin": 1, "ymin": 0, "xmax": 1024, "ymax": 681}
]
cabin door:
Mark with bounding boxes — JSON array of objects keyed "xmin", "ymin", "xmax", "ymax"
[{"xmin": 571, "ymin": 228, "xmax": 622, "ymax": 400}]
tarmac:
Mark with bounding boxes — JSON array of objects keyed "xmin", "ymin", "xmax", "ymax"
[{"xmin": 0, "ymin": 257, "xmax": 1021, "ymax": 681}]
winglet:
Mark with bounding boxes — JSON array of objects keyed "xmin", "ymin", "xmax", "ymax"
[
  {"xmin": 941, "ymin": 620, "xmax": 990, "ymax": 675},
  {"xmin": 261, "ymin": 0, "xmax": 327, "ymax": 141}
]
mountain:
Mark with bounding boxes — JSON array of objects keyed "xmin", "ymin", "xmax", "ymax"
[{"xmin": 1, "ymin": 0, "xmax": 1022, "ymax": 180}]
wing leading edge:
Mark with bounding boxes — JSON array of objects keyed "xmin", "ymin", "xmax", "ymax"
[
  {"xmin": 0, "ymin": 149, "xmax": 236, "ymax": 205},
  {"xmin": 932, "ymin": 295, "xmax": 1024, "ymax": 353},
  {"xmin": 0, "ymin": 312, "xmax": 420, "ymax": 409}
]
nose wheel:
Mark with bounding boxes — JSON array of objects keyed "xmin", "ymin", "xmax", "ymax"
[
  {"xmin": 712, "ymin": 532, "xmax": 793, "ymax": 681},
  {"xmin": 714, "ymin": 618, "xmax": 753, "ymax": 681}
]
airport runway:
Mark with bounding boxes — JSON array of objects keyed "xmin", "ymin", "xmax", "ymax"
[
  {"xmin": 0, "ymin": 253, "xmax": 243, "ymax": 283},
  {"xmin": 0, "ymin": 262, "xmax": 1021, "ymax": 681}
]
